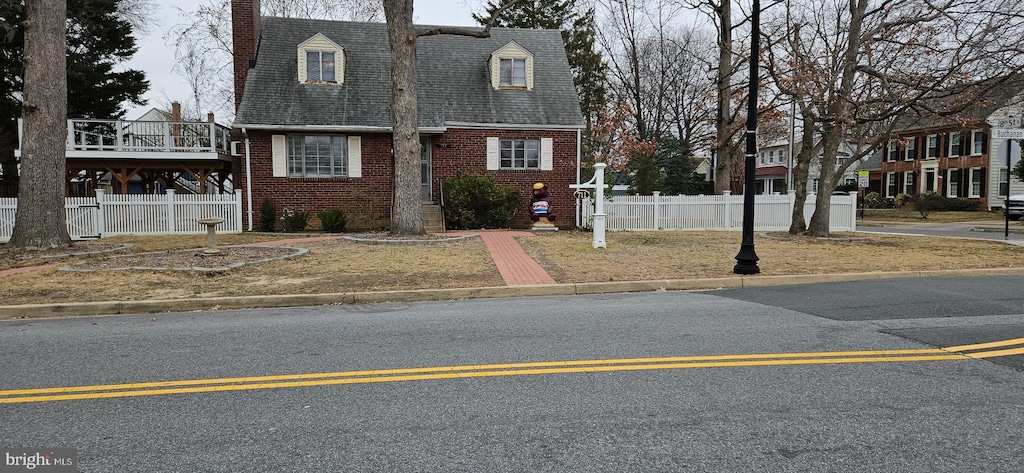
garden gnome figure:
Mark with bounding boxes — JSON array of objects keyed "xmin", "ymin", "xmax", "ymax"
[{"xmin": 530, "ymin": 182, "xmax": 557, "ymax": 231}]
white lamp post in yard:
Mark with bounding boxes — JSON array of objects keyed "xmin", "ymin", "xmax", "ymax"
[{"xmin": 571, "ymin": 162, "xmax": 607, "ymax": 249}]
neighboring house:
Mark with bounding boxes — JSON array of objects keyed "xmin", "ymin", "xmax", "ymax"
[
  {"xmin": 14, "ymin": 101, "xmax": 233, "ymax": 197},
  {"xmin": 880, "ymin": 78, "xmax": 1024, "ymax": 210},
  {"xmin": 754, "ymin": 140, "xmax": 862, "ymax": 195},
  {"xmin": 229, "ymin": 0, "xmax": 584, "ymax": 230}
]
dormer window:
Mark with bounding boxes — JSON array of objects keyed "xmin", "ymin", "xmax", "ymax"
[
  {"xmin": 500, "ymin": 58, "xmax": 526, "ymax": 87},
  {"xmin": 306, "ymin": 51, "xmax": 336, "ymax": 82},
  {"xmin": 297, "ymin": 33, "xmax": 344, "ymax": 84},
  {"xmin": 490, "ymin": 41, "xmax": 534, "ymax": 90}
]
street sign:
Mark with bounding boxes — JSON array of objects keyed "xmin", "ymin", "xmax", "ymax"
[
  {"xmin": 996, "ymin": 117, "xmax": 1020, "ymax": 128},
  {"xmin": 857, "ymin": 170, "xmax": 870, "ymax": 188},
  {"xmin": 992, "ymin": 128, "xmax": 1024, "ymax": 139}
]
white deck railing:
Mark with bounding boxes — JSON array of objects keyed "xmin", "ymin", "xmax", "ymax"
[
  {"xmin": 1, "ymin": 189, "xmax": 242, "ymax": 241},
  {"xmin": 17, "ymin": 118, "xmax": 231, "ymax": 155},
  {"xmin": 579, "ymin": 191, "xmax": 857, "ymax": 232}
]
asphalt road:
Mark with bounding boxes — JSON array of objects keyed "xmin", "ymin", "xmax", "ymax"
[
  {"xmin": 2, "ymin": 276, "xmax": 1023, "ymax": 472},
  {"xmin": 858, "ymin": 219, "xmax": 1024, "ymax": 243}
]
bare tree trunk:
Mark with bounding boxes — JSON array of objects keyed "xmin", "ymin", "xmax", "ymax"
[
  {"xmin": 9, "ymin": 0, "xmax": 71, "ymax": 249},
  {"xmin": 807, "ymin": 0, "xmax": 866, "ymax": 237},
  {"xmin": 788, "ymin": 113, "xmax": 815, "ymax": 233},
  {"xmin": 384, "ymin": 0, "xmax": 423, "ymax": 235},
  {"xmin": 712, "ymin": 0, "xmax": 733, "ymax": 195}
]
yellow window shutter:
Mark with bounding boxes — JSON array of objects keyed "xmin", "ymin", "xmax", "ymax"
[
  {"xmin": 348, "ymin": 136, "xmax": 361, "ymax": 177},
  {"xmin": 272, "ymin": 135, "xmax": 287, "ymax": 177}
]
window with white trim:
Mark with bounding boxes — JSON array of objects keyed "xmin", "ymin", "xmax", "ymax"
[
  {"xmin": 904, "ymin": 171, "xmax": 916, "ymax": 195},
  {"xmin": 887, "ymin": 140, "xmax": 899, "ymax": 161},
  {"xmin": 905, "ymin": 138, "xmax": 916, "ymax": 160},
  {"xmin": 811, "ymin": 178, "xmax": 819, "ymax": 194},
  {"xmin": 949, "ymin": 133, "xmax": 961, "ymax": 156},
  {"xmin": 306, "ymin": 51, "xmax": 336, "ymax": 82},
  {"xmin": 769, "ymin": 151, "xmax": 774, "ymax": 164},
  {"xmin": 886, "ymin": 172, "xmax": 897, "ymax": 197},
  {"xmin": 499, "ymin": 58, "xmax": 527, "ymax": 87},
  {"xmin": 500, "ymin": 139, "xmax": 540, "ymax": 169},
  {"xmin": 926, "ymin": 134, "xmax": 938, "ymax": 158},
  {"xmin": 971, "ymin": 130, "xmax": 984, "ymax": 155},
  {"xmin": 999, "ymin": 168, "xmax": 1009, "ymax": 196},
  {"xmin": 969, "ymin": 167, "xmax": 983, "ymax": 197},
  {"xmin": 947, "ymin": 169, "xmax": 960, "ymax": 197},
  {"xmin": 287, "ymin": 135, "xmax": 348, "ymax": 177}
]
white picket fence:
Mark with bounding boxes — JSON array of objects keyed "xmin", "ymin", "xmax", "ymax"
[
  {"xmin": 578, "ymin": 190, "xmax": 857, "ymax": 232},
  {"xmin": 1, "ymin": 189, "xmax": 242, "ymax": 242}
]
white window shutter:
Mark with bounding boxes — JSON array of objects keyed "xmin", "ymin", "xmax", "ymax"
[
  {"xmin": 272, "ymin": 135, "xmax": 287, "ymax": 177},
  {"xmin": 486, "ymin": 137, "xmax": 500, "ymax": 170},
  {"xmin": 540, "ymin": 138, "xmax": 553, "ymax": 171},
  {"xmin": 348, "ymin": 136, "xmax": 362, "ymax": 178}
]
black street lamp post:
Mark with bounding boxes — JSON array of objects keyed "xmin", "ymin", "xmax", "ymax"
[{"xmin": 734, "ymin": 0, "xmax": 761, "ymax": 275}]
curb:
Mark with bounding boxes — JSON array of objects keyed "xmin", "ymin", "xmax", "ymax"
[{"xmin": 3, "ymin": 267, "xmax": 1024, "ymax": 320}]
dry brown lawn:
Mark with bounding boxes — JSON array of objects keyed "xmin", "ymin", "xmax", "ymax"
[
  {"xmin": 517, "ymin": 231, "xmax": 1024, "ymax": 283},
  {"xmin": 860, "ymin": 209, "xmax": 1008, "ymax": 223},
  {"xmin": 0, "ymin": 237, "xmax": 501, "ymax": 305},
  {"xmin": 1, "ymin": 229, "xmax": 1023, "ymax": 307}
]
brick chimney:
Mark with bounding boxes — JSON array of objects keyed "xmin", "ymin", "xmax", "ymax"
[{"xmin": 231, "ymin": 0, "xmax": 261, "ymax": 112}]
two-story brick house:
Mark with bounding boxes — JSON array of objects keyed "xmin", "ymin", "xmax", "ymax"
[
  {"xmin": 230, "ymin": 0, "xmax": 584, "ymax": 231},
  {"xmin": 880, "ymin": 80, "xmax": 1024, "ymax": 210}
]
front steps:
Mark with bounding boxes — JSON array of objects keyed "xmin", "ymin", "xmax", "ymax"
[{"xmin": 422, "ymin": 204, "xmax": 445, "ymax": 233}]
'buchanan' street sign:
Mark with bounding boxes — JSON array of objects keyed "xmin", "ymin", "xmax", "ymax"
[{"xmin": 992, "ymin": 128, "xmax": 1024, "ymax": 139}]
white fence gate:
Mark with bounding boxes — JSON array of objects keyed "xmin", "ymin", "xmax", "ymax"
[
  {"xmin": 578, "ymin": 190, "xmax": 857, "ymax": 232},
  {"xmin": 1, "ymin": 189, "xmax": 242, "ymax": 242}
]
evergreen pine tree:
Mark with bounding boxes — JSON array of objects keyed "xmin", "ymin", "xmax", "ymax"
[{"xmin": 0, "ymin": 0, "xmax": 149, "ymax": 186}]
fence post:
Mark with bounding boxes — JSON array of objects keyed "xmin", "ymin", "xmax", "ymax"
[
  {"xmin": 723, "ymin": 191, "xmax": 732, "ymax": 230},
  {"xmin": 66, "ymin": 119, "xmax": 74, "ymax": 149},
  {"xmin": 234, "ymin": 193, "xmax": 243, "ymax": 232},
  {"xmin": 652, "ymin": 191, "xmax": 661, "ymax": 230},
  {"xmin": 166, "ymin": 189, "xmax": 176, "ymax": 232},
  {"xmin": 94, "ymin": 188, "xmax": 106, "ymax": 236},
  {"xmin": 849, "ymin": 191, "xmax": 857, "ymax": 231},
  {"xmin": 788, "ymin": 189, "xmax": 796, "ymax": 229}
]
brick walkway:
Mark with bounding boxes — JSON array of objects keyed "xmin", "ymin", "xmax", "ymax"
[{"xmin": 474, "ymin": 231, "xmax": 557, "ymax": 286}]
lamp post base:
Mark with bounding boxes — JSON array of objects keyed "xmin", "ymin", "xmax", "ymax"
[{"xmin": 733, "ymin": 245, "xmax": 760, "ymax": 274}]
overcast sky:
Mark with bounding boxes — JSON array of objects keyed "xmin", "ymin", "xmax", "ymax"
[{"xmin": 123, "ymin": 0, "xmax": 483, "ymax": 119}]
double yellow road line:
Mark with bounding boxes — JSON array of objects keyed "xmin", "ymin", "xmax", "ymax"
[{"xmin": 3, "ymin": 337, "xmax": 1023, "ymax": 405}]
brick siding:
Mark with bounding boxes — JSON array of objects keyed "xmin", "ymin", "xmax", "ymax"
[{"xmin": 238, "ymin": 128, "xmax": 579, "ymax": 231}]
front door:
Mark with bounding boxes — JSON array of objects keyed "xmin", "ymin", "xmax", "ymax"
[{"xmin": 420, "ymin": 136, "xmax": 432, "ymax": 202}]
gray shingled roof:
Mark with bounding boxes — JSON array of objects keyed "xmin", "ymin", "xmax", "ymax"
[
  {"xmin": 234, "ymin": 18, "xmax": 584, "ymax": 129},
  {"xmin": 893, "ymin": 75, "xmax": 1024, "ymax": 132}
]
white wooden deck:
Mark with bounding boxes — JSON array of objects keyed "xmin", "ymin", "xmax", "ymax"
[{"xmin": 16, "ymin": 118, "xmax": 232, "ymax": 160}]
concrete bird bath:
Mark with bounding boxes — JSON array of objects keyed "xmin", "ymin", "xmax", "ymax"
[{"xmin": 197, "ymin": 218, "xmax": 225, "ymax": 254}]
